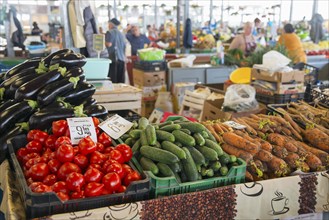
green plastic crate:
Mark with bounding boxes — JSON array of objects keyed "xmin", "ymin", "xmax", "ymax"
[{"xmin": 133, "ymin": 156, "xmax": 246, "ymax": 198}]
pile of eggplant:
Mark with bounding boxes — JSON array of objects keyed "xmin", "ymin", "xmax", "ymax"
[{"xmin": 0, "ymin": 49, "xmax": 108, "ymax": 163}]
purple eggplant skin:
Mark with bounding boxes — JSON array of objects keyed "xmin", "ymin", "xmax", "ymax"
[
  {"xmin": 82, "ymin": 97, "xmax": 97, "ymax": 108},
  {"xmin": 0, "ymin": 100, "xmax": 37, "ymax": 135},
  {"xmin": 0, "ymin": 99, "xmax": 18, "ymax": 113},
  {"xmin": 64, "ymin": 66, "xmax": 84, "ymax": 78},
  {"xmin": 29, "ymin": 108, "xmax": 75, "ymax": 130},
  {"xmin": 7, "ymin": 74, "xmax": 38, "ymax": 98},
  {"xmin": 15, "ymin": 68, "xmax": 64, "ymax": 101},
  {"xmin": 50, "ymin": 52, "xmax": 87, "ymax": 69},
  {"xmin": 84, "ymin": 104, "xmax": 108, "ymax": 119},
  {"xmin": 0, "ymin": 72, "xmax": 5, "ymax": 84},
  {"xmin": 37, "ymin": 75, "xmax": 85, "ymax": 107},
  {"xmin": 41, "ymin": 49, "xmax": 73, "ymax": 67},
  {"xmin": 4, "ymin": 57, "xmax": 41, "ymax": 80},
  {"xmin": 61, "ymin": 82, "xmax": 96, "ymax": 105},
  {"xmin": 0, "ymin": 67, "xmax": 36, "ymax": 91},
  {"xmin": 0, "ymin": 123, "xmax": 29, "ymax": 165}
]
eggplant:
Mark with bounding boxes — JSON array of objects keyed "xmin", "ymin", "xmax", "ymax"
[
  {"xmin": 0, "ymin": 99, "xmax": 18, "ymax": 113},
  {"xmin": 15, "ymin": 67, "xmax": 66, "ymax": 101},
  {"xmin": 61, "ymin": 82, "xmax": 96, "ymax": 105},
  {"xmin": 4, "ymin": 57, "xmax": 41, "ymax": 80},
  {"xmin": 84, "ymin": 104, "xmax": 108, "ymax": 119},
  {"xmin": 41, "ymin": 49, "xmax": 73, "ymax": 67},
  {"xmin": 29, "ymin": 105, "xmax": 85, "ymax": 130},
  {"xmin": 37, "ymin": 75, "xmax": 84, "ymax": 106},
  {"xmin": 0, "ymin": 122, "xmax": 29, "ymax": 164},
  {"xmin": 0, "ymin": 72, "xmax": 5, "ymax": 84},
  {"xmin": 0, "ymin": 100, "xmax": 37, "ymax": 134},
  {"xmin": 41, "ymin": 99, "xmax": 72, "ymax": 110},
  {"xmin": 65, "ymin": 66, "xmax": 84, "ymax": 78},
  {"xmin": 7, "ymin": 74, "xmax": 38, "ymax": 98},
  {"xmin": 82, "ymin": 97, "xmax": 97, "ymax": 107},
  {"xmin": 50, "ymin": 51, "xmax": 87, "ymax": 69}
]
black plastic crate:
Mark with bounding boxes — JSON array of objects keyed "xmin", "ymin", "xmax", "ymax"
[
  {"xmin": 293, "ymin": 62, "xmax": 318, "ymax": 85},
  {"xmin": 108, "ymin": 110, "xmax": 141, "ymax": 122},
  {"xmin": 134, "ymin": 60, "xmax": 167, "ymax": 72},
  {"xmin": 304, "ymin": 83, "xmax": 329, "ymax": 105},
  {"xmin": 8, "ymin": 135, "xmax": 150, "ymax": 219},
  {"xmin": 256, "ymin": 93, "xmax": 304, "ymax": 105}
]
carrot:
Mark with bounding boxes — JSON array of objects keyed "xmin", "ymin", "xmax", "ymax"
[
  {"xmin": 302, "ymin": 128, "xmax": 329, "ymax": 152},
  {"xmin": 213, "ymin": 123, "xmax": 224, "ymax": 134},
  {"xmin": 245, "ymin": 170, "xmax": 254, "ymax": 182},
  {"xmin": 267, "ymin": 156, "xmax": 290, "ymax": 177},
  {"xmin": 267, "ymin": 133, "xmax": 286, "ymax": 147},
  {"xmin": 281, "ymin": 127, "xmax": 292, "ymax": 136},
  {"xmin": 282, "ymin": 111, "xmax": 301, "ymax": 133},
  {"xmin": 220, "ymin": 123, "xmax": 233, "ymax": 132},
  {"xmin": 272, "ymin": 145, "xmax": 289, "ymax": 159},
  {"xmin": 284, "ymin": 142, "xmax": 298, "ymax": 153},
  {"xmin": 297, "ymin": 141, "xmax": 329, "ymax": 166},
  {"xmin": 233, "ymin": 130, "xmax": 261, "ymax": 148},
  {"xmin": 222, "ymin": 132, "xmax": 260, "ymax": 154},
  {"xmin": 234, "ymin": 118, "xmax": 257, "ymax": 135},
  {"xmin": 284, "ymin": 152, "xmax": 300, "ymax": 169},
  {"xmin": 221, "ymin": 143, "xmax": 254, "ymax": 163},
  {"xmin": 240, "ymin": 118, "xmax": 260, "ymax": 131},
  {"xmin": 305, "ymin": 153, "xmax": 324, "ymax": 171},
  {"xmin": 258, "ymin": 139, "xmax": 273, "ymax": 152},
  {"xmin": 255, "ymin": 149, "xmax": 273, "ymax": 162},
  {"xmin": 248, "ymin": 159, "xmax": 264, "ymax": 177},
  {"xmin": 250, "ymin": 114, "xmax": 261, "ymax": 121},
  {"xmin": 296, "ymin": 161, "xmax": 310, "ymax": 172},
  {"xmin": 205, "ymin": 124, "xmax": 223, "ymax": 143}
]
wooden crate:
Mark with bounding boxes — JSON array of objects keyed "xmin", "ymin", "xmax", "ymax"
[{"xmin": 92, "ymin": 83, "xmax": 142, "ymax": 113}]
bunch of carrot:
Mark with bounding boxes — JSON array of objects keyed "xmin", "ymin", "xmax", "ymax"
[{"xmin": 202, "ymin": 112, "xmax": 329, "ymax": 182}]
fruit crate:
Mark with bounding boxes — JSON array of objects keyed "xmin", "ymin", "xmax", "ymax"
[
  {"xmin": 134, "ymin": 60, "xmax": 167, "ymax": 72},
  {"xmin": 8, "ymin": 135, "xmax": 150, "ymax": 219},
  {"xmin": 293, "ymin": 62, "xmax": 318, "ymax": 85},
  {"xmin": 256, "ymin": 93, "xmax": 304, "ymax": 105},
  {"xmin": 133, "ymin": 156, "xmax": 246, "ymax": 198}
]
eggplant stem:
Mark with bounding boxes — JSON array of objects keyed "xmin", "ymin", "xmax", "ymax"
[
  {"xmin": 69, "ymin": 77, "xmax": 80, "ymax": 89},
  {"xmin": 0, "ymin": 88, "xmax": 5, "ymax": 100},
  {"xmin": 15, "ymin": 122, "xmax": 29, "ymax": 131},
  {"xmin": 74, "ymin": 104, "xmax": 86, "ymax": 117},
  {"xmin": 26, "ymin": 100, "xmax": 38, "ymax": 109}
]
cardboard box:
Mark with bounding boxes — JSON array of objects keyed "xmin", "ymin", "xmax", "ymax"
[
  {"xmin": 134, "ymin": 84, "xmax": 166, "ymax": 100},
  {"xmin": 141, "ymin": 99, "xmax": 156, "ymax": 117},
  {"xmin": 201, "ymin": 98, "xmax": 267, "ymax": 122},
  {"xmin": 251, "ymin": 81, "xmax": 305, "ymax": 95},
  {"xmin": 133, "ymin": 68, "xmax": 166, "ymax": 87},
  {"xmin": 251, "ymin": 68, "xmax": 304, "ymax": 83}
]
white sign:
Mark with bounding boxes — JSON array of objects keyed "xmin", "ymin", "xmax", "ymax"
[
  {"xmin": 148, "ymin": 108, "xmax": 164, "ymax": 124},
  {"xmin": 99, "ymin": 114, "xmax": 133, "ymax": 139},
  {"xmin": 93, "ymin": 34, "xmax": 105, "ymax": 52},
  {"xmin": 67, "ymin": 117, "xmax": 97, "ymax": 145},
  {"xmin": 223, "ymin": 120, "xmax": 246, "ymax": 130}
]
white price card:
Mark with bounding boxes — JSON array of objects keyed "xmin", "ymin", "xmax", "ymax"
[
  {"xmin": 223, "ymin": 120, "xmax": 246, "ymax": 130},
  {"xmin": 99, "ymin": 114, "xmax": 133, "ymax": 139},
  {"xmin": 67, "ymin": 117, "xmax": 97, "ymax": 145}
]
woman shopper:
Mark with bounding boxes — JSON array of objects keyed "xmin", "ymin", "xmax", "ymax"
[{"xmin": 229, "ymin": 22, "xmax": 257, "ymax": 56}]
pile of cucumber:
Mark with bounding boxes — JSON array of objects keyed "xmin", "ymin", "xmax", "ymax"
[{"xmin": 121, "ymin": 117, "xmax": 240, "ymax": 183}]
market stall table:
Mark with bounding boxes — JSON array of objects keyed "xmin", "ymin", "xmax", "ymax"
[{"xmin": 1, "ymin": 160, "xmax": 328, "ymax": 219}]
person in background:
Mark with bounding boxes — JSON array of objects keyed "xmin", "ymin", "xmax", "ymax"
[
  {"xmin": 98, "ymin": 27, "xmax": 104, "ymax": 34},
  {"xmin": 229, "ymin": 22, "xmax": 257, "ymax": 56},
  {"xmin": 252, "ymin": 18, "xmax": 261, "ymax": 37},
  {"xmin": 126, "ymin": 25, "xmax": 151, "ymax": 56},
  {"xmin": 147, "ymin": 25, "xmax": 158, "ymax": 41},
  {"xmin": 31, "ymin": 21, "xmax": 42, "ymax": 36},
  {"xmin": 105, "ymin": 18, "xmax": 126, "ymax": 83},
  {"xmin": 278, "ymin": 23, "xmax": 306, "ymax": 64},
  {"xmin": 125, "ymin": 24, "xmax": 133, "ymax": 35}
]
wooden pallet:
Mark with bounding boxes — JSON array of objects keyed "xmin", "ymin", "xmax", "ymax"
[{"xmin": 93, "ymin": 83, "xmax": 142, "ymax": 113}]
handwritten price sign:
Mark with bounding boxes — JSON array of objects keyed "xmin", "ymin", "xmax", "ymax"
[
  {"xmin": 99, "ymin": 114, "xmax": 133, "ymax": 139},
  {"xmin": 67, "ymin": 117, "xmax": 97, "ymax": 144}
]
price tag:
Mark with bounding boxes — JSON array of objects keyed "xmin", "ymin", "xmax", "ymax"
[
  {"xmin": 67, "ymin": 117, "xmax": 97, "ymax": 145},
  {"xmin": 99, "ymin": 114, "xmax": 133, "ymax": 139},
  {"xmin": 223, "ymin": 121, "xmax": 246, "ymax": 130},
  {"xmin": 93, "ymin": 34, "xmax": 105, "ymax": 52}
]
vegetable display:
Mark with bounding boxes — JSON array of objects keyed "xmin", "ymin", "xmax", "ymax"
[
  {"xmin": 121, "ymin": 117, "xmax": 241, "ymax": 182},
  {"xmin": 15, "ymin": 119, "xmax": 141, "ymax": 200},
  {"xmin": 0, "ymin": 49, "xmax": 108, "ymax": 164}
]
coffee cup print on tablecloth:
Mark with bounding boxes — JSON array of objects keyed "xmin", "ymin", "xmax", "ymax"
[{"xmin": 269, "ymin": 190, "xmax": 289, "ymax": 215}]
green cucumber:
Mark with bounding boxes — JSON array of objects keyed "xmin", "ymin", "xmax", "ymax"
[
  {"xmin": 158, "ymin": 121, "xmax": 174, "ymax": 128},
  {"xmin": 180, "ymin": 170, "xmax": 188, "ymax": 182},
  {"xmin": 186, "ymin": 146, "xmax": 206, "ymax": 166},
  {"xmin": 230, "ymin": 155, "xmax": 237, "ymax": 163},
  {"xmin": 140, "ymin": 130, "xmax": 148, "ymax": 146},
  {"xmin": 172, "ymin": 130, "xmax": 195, "ymax": 147},
  {"xmin": 179, "ymin": 122, "xmax": 206, "ymax": 133},
  {"xmin": 219, "ymin": 166, "xmax": 229, "ymax": 176},
  {"xmin": 145, "ymin": 125, "xmax": 156, "ymax": 145},
  {"xmin": 156, "ymin": 130, "xmax": 175, "ymax": 142},
  {"xmin": 132, "ymin": 121, "xmax": 138, "ymax": 129},
  {"xmin": 174, "ymin": 172, "xmax": 182, "ymax": 183},
  {"xmin": 157, "ymin": 162, "xmax": 174, "ymax": 177},
  {"xmin": 140, "ymin": 157, "xmax": 159, "ymax": 175},
  {"xmin": 204, "ymin": 139, "xmax": 223, "ymax": 156},
  {"xmin": 154, "ymin": 141, "xmax": 161, "ymax": 148},
  {"xmin": 200, "ymin": 131, "xmax": 209, "ymax": 139},
  {"xmin": 180, "ymin": 129, "xmax": 191, "ymax": 135},
  {"xmin": 219, "ymin": 154, "xmax": 230, "ymax": 165},
  {"xmin": 125, "ymin": 137, "xmax": 135, "ymax": 146},
  {"xmin": 129, "ymin": 129, "xmax": 142, "ymax": 139},
  {"xmin": 204, "ymin": 129, "xmax": 217, "ymax": 142},
  {"xmin": 168, "ymin": 162, "xmax": 181, "ymax": 173},
  {"xmin": 160, "ymin": 124, "xmax": 181, "ymax": 132},
  {"xmin": 132, "ymin": 139, "xmax": 141, "ymax": 153},
  {"xmin": 193, "ymin": 133, "xmax": 205, "ymax": 146},
  {"xmin": 120, "ymin": 134, "xmax": 130, "ymax": 142},
  {"xmin": 195, "ymin": 146, "xmax": 218, "ymax": 161},
  {"xmin": 210, "ymin": 161, "xmax": 222, "ymax": 172},
  {"xmin": 138, "ymin": 117, "xmax": 149, "ymax": 130},
  {"xmin": 206, "ymin": 168, "xmax": 214, "ymax": 177},
  {"xmin": 140, "ymin": 146, "xmax": 179, "ymax": 164},
  {"xmin": 162, "ymin": 141, "xmax": 186, "ymax": 160},
  {"xmin": 174, "ymin": 142, "xmax": 182, "ymax": 147},
  {"xmin": 181, "ymin": 147, "xmax": 199, "ymax": 182}
]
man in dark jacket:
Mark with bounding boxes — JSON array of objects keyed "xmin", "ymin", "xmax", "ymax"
[{"xmin": 105, "ymin": 18, "xmax": 126, "ymax": 83}]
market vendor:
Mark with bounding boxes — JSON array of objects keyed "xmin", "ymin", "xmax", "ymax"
[
  {"xmin": 105, "ymin": 18, "xmax": 126, "ymax": 83},
  {"xmin": 126, "ymin": 25, "xmax": 151, "ymax": 56},
  {"xmin": 229, "ymin": 22, "xmax": 257, "ymax": 56},
  {"xmin": 278, "ymin": 23, "xmax": 307, "ymax": 64}
]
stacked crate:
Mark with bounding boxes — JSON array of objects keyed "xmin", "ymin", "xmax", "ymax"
[
  {"xmin": 251, "ymin": 67, "xmax": 305, "ymax": 104},
  {"xmin": 132, "ymin": 60, "xmax": 167, "ymax": 117}
]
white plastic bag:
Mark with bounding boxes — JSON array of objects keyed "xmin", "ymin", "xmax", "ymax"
[{"xmin": 222, "ymin": 84, "xmax": 259, "ymax": 112}]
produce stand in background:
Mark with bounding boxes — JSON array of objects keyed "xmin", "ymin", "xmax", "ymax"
[{"xmin": 0, "ymin": 58, "xmax": 26, "ymax": 72}]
